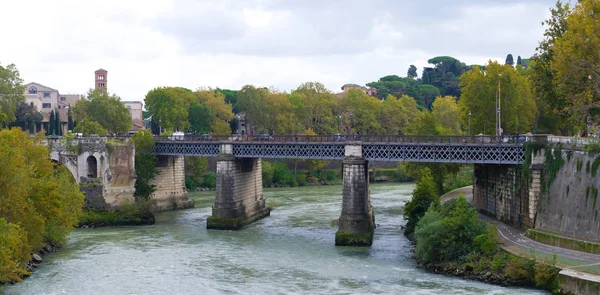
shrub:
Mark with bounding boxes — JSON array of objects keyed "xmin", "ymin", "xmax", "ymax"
[
  {"xmin": 203, "ymin": 172, "xmax": 216, "ymax": 188},
  {"xmin": 262, "ymin": 161, "xmax": 274, "ymax": 187},
  {"xmin": 395, "ymin": 163, "xmax": 413, "ymax": 182},
  {"xmin": 534, "ymin": 254, "xmax": 559, "ymax": 291},
  {"xmin": 326, "ymin": 170, "xmax": 337, "ymax": 181},
  {"xmin": 296, "ymin": 173, "xmax": 308, "ymax": 186},
  {"xmin": 404, "ymin": 168, "xmax": 439, "ymax": 234},
  {"xmin": 185, "ymin": 175, "xmax": 197, "ymax": 190},
  {"xmin": 504, "ymin": 256, "xmax": 535, "ymax": 284}
]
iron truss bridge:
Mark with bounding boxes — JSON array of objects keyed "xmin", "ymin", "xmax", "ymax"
[{"xmin": 152, "ymin": 134, "xmax": 548, "ymax": 164}]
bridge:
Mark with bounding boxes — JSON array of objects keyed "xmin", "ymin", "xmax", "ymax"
[
  {"xmin": 151, "ymin": 134, "xmax": 545, "ymax": 246},
  {"xmin": 153, "ymin": 134, "xmax": 534, "ymax": 164}
]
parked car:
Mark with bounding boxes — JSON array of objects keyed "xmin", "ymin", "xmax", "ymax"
[
  {"xmin": 254, "ymin": 134, "xmax": 274, "ymax": 141},
  {"xmin": 199, "ymin": 134, "xmax": 212, "ymax": 141},
  {"xmin": 331, "ymin": 134, "xmax": 346, "ymax": 141},
  {"xmin": 168, "ymin": 131, "xmax": 185, "ymax": 141}
]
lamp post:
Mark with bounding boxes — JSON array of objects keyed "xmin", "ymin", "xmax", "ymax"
[
  {"xmin": 497, "ymin": 74, "xmax": 502, "ymax": 136},
  {"xmin": 468, "ymin": 111, "xmax": 471, "ymax": 136}
]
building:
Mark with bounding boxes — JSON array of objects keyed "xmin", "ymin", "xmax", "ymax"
[
  {"xmin": 23, "ymin": 82, "xmax": 81, "ymax": 134},
  {"xmin": 95, "ymin": 68, "xmax": 108, "ymax": 92},
  {"xmin": 123, "ymin": 101, "xmax": 145, "ymax": 132},
  {"xmin": 340, "ymin": 84, "xmax": 378, "ymax": 98}
]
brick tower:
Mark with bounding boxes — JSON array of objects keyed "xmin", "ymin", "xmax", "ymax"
[{"xmin": 95, "ymin": 69, "xmax": 107, "ymax": 92}]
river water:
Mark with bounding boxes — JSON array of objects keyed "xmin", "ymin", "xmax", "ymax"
[{"xmin": 5, "ymin": 183, "xmax": 546, "ymax": 295}]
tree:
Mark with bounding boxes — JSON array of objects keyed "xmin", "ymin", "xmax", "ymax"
[
  {"xmin": 379, "ymin": 94, "xmax": 419, "ymax": 135},
  {"xmin": 73, "ymin": 89, "xmax": 131, "ymax": 134},
  {"xmin": 458, "ymin": 62, "xmax": 536, "ymax": 135},
  {"xmin": 408, "ymin": 65, "xmax": 418, "ymax": 79},
  {"xmin": 0, "ymin": 129, "xmax": 83, "ymax": 282},
  {"xmin": 0, "ymin": 63, "xmax": 25, "ymax": 126},
  {"xmin": 55, "ymin": 109, "xmax": 62, "ymax": 136},
  {"xmin": 419, "ymin": 84, "xmax": 441, "ymax": 110},
  {"xmin": 73, "ymin": 120, "xmax": 107, "ymax": 136},
  {"xmin": 551, "ymin": 0, "xmax": 600, "ymax": 131},
  {"xmin": 187, "ymin": 102, "xmax": 212, "ymax": 134},
  {"xmin": 216, "ymin": 88, "xmax": 239, "ymax": 113},
  {"xmin": 431, "ymin": 96, "xmax": 461, "ymax": 135},
  {"xmin": 185, "ymin": 157, "xmax": 208, "ymax": 186},
  {"xmin": 517, "ymin": 56, "xmax": 523, "ymax": 66},
  {"xmin": 238, "ymin": 85, "xmax": 270, "ymax": 134},
  {"xmin": 403, "ymin": 168, "xmax": 439, "ymax": 234},
  {"xmin": 289, "ymin": 82, "xmax": 338, "ymax": 135},
  {"xmin": 530, "ymin": 1, "xmax": 571, "ymax": 134},
  {"xmin": 343, "ymin": 88, "xmax": 382, "ymax": 135},
  {"xmin": 67, "ymin": 107, "xmax": 74, "ymax": 131},
  {"xmin": 505, "ymin": 54, "xmax": 515, "ymax": 66},
  {"xmin": 10, "ymin": 102, "xmax": 43, "ymax": 133},
  {"xmin": 131, "ymin": 130, "xmax": 158, "ymax": 199},
  {"xmin": 145, "ymin": 87, "xmax": 195, "ymax": 132},
  {"xmin": 195, "ymin": 89, "xmax": 234, "ymax": 135},
  {"xmin": 48, "ymin": 110, "xmax": 55, "ymax": 135}
]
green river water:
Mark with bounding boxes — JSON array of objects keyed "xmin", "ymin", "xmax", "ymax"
[{"xmin": 4, "ymin": 183, "xmax": 546, "ymax": 294}]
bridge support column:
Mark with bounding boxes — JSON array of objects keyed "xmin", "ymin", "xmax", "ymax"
[
  {"xmin": 207, "ymin": 144, "xmax": 269, "ymax": 230},
  {"xmin": 336, "ymin": 144, "xmax": 374, "ymax": 246}
]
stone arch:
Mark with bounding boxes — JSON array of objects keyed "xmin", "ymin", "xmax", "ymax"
[
  {"xmin": 87, "ymin": 156, "xmax": 98, "ymax": 178},
  {"xmin": 50, "ymin": 159, "xmax": 77, "ymax": 183}
]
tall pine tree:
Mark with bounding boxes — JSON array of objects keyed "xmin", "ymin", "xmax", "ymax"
[
  {"xmin": 48, "ymin": 110, "xmax": 55, "ymax": 135},
  {"xmin": 517, "ymin": 55, "xmax": 522, "ymax": 66}
]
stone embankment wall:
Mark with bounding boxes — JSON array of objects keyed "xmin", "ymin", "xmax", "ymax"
[
  {"xmin": 150, "ymin": 155, "xmax": 194, "ymax": 211},
  {"xmin": 473, "ymin": 164, "xmax": 532, "ymax": 228},
  {"xmin": 103, "ymin": 142, "xmax": 136, "ymax": 207},
  {"xmin": 535, "ymin": 150, "xmax": 600, "ymax": 243}
]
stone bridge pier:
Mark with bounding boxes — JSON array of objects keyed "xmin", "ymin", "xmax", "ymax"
[
  {"xmin": 207, "ymin": 144, "xmax": 270, "ymax": 230},
  {"xmin": 336, "ymin": 144, "xmax": 374, "ymax": 246}
]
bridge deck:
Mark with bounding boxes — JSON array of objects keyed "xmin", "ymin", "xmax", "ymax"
[{"xmin": 152, "ymin": 135, "xmax": 544, "ymax": 164}]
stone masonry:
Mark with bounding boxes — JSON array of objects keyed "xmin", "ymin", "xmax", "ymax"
[
  {"xmin": 336, "ymin": 144, "xmax": 374, "ymax": 246},
  {"xmin": 207, "ymin": 144, "xmax": 269, "ymax": 230},
  {"xmin": 150, "ymin": 155, "xmax": 194, "ymax": 211}
]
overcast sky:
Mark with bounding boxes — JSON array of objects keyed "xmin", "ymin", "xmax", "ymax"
[{"xmin": 1, "ymin": 0, "xmax": 558, "ymax": 102}]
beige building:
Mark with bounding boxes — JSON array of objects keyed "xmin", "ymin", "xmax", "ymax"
[
  {"xmin": 123, "ymin": 101, "xmax": 145, "ymax": 132},
  {"xmin": 23, "ymin": 82, "xmax": 82, "ymax": 134}
]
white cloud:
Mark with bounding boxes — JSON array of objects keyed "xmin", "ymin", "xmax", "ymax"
[{"xmin": 0, "ymin": 0, "xmax": 557, "ymax": 102}]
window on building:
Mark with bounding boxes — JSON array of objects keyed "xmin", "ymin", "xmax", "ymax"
[
  {"xmin": 43, "ymin": 92, "xmax": 50, "ymax": 98},
  {"xmin": 42, "ymin": 103, "xmax": 51, "ymax": 108},
  {"xmin": 60, "ymin": 96, "xmax": 66, "ymax": 101},
  {"xmin": 98, "ymin": 75, "xmax": 105, "ymax": 80}
]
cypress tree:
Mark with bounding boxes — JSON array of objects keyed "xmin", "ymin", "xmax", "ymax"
[
  {"xmin": 505, "ymin": 54, "xmax": 514, "ymax": 66},
  {"xmin": 517, "ymin": 55, "xmax": 522, "ymax": 66},
  {"xmin": 49, "ymin": 110, "xmax": 55, "ymax": 135},
  {"xmin": 55, "ymin": 109, "xmax": 62, "ymax": 136},
  {"xmin": 67, "ymin": 107, "xmax": 74, "ymax": 131}
]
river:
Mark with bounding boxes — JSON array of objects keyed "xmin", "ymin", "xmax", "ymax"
[{"xmin": 4, "ymin": 183, "xmax": 546, "ymax": 294}]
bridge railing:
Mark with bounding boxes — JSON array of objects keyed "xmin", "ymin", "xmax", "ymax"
[{"xmin": 153, "ymin": 134, "xmax": 549, "ymax": 144}]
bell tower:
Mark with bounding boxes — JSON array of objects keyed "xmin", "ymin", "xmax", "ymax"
[{"xmin": 95, "ymin": 68, "xmax": 108, "ymax": 92}]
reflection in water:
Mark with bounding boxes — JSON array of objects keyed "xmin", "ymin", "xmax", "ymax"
[{"xmin": 5, "ymin": 183, "xmax": 546, "ymax": 295}]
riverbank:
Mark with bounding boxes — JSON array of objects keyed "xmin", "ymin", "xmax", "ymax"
[{"xmin": 439, "ymin": 186, "xmax": 600, "ymax": 294}]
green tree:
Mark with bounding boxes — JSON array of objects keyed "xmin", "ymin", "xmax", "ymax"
[
  {"xmin": 73, "ymin": 120, "xmax": 107, "ymax": 136},
  {"xmin": 67, "ymin": 107, "xmax": 74, "ymax": 131},
  {"xmin": 403, "ymin": 168, "xmax": 439, "ymax": 234},
  {"xmin": 551, "ymin": 0, "xmax": 600, "ymax": 131},
  {"xmin": 185, "ymin": 157, "xmax": 208, "ymax": 186},
  {"xmin": 0, "ymin": 63, "xmax": 25, "ymax": 126},
  {"xmin": 10, "ymin": 102, "xmax": 42, "ymax": 133},
  {"xmin": 517, "ymin": 56, "xmax": 522, "ymax": 66},
  {"xmin": 55, "ymin": 109, "xmax": 62, "ymax": 136},
  {"xmin": 187, "ymin": 102, "xmax": 212, "ymax": 134},
  {"xmin": 419, "ymin": 84, "xmax": 441, "ymax": 110},
  {"xmin": 530, "ymin": 1, "xmax": 571, "ymax": 134},
  {"xmin": 505, "ymin": 54, "xmax": 515, "ymax": 66},
  {"xmin": 380, "ymin": 94, "xmax": 418, "ymax": 135},
  {"xmin": 0, "ymin": 129, "xmax": 83, "ymax": 283},
  {"xmin": 145, "ymin": 87, "xmax": 195, "ymax": 132},
  {"xmin": 458, "ymin": 61, "xmax": 536, "ymax": 135},
  {"xmin": 408, "ymin": 65, "xmax": 418, "ymax": 79},
  {"xmin": 195, "ymin": 88, "xmax": 234, "ymax": 135},
  {"xmin": 289, "ymin": 82, "xmax": 338, "ymax": 135},
  {"xmin": 131, "ymin": 130, "xmax": 158, "ymax": 199},
  {"xmin": 48, "ymin": 110, "xmax": 55, "ymax": 135},
  {"xmin": 343, "ymin": 88, "xmax": 382, "ymax": 135},
  {"xmin": 73, "ymin": 89, "xmax": 131, "ymax": 134},
  {"xmin": 431, "ymin": 96, "xmax": 461, "ymax": 135},
  {"xmin": 216, "ymin": 88, "xmax": 239, "ymax": 113}
]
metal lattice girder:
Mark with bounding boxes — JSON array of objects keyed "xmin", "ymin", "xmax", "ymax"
[
  {"xmin": 153, "ymin": 142, "xmax": 220, "ymax": 156},
  {"xmin": 232, "ymin": 143, "xmax": 345, "ymax": 159},
  {"xmin": 363, "ymin": 144, "xmax": 524, "ymax": 164}
]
